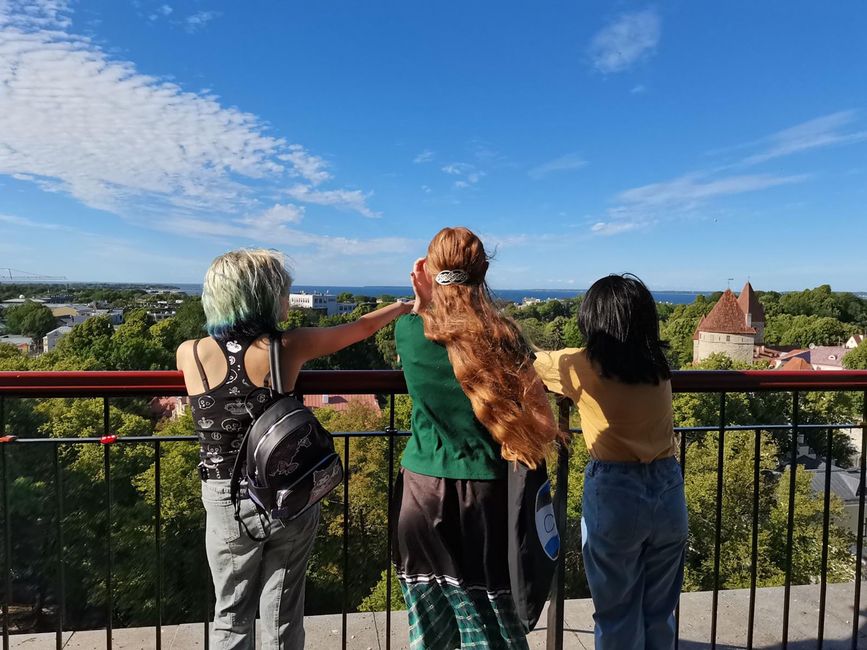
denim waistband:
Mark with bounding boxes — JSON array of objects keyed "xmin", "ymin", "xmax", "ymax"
[{"xmin": 586, "ymin": 455, "xmax": 679, "ymax": 477}]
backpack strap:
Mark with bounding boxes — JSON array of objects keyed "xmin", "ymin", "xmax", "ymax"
[
  {"xmin": 230, "ymin": 427, "xmax": 268, "ymax": 542},
  {"xmin": 192, "ymin": 339, "xmax": 210, "ymax": 392},
  {"xmin": 269, "ymin": 332, "xmax": 284, "ymax": 395}
]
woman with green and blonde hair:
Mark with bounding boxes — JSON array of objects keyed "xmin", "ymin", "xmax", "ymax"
[{"xmin": 177, "ymin": 248, "xmax": 412, "ymax": 650}]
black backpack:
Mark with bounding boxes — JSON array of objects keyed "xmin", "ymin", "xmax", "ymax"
[
  {"xmin": 507, "ymin": 460, "xmax": 560, "ymax": 632},
  {"xmin": 230, "ymin": 333, "xmax": 343, "ymax": 537}
]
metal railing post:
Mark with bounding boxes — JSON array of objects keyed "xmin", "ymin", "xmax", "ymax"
[
  {"xmin": 54, "ymin": 444, "xmax": 65, "ymax": 650},
  {"xmin": 710, "ymin": 393, "xmax": 726, "ymax": 650},
  {"xmin": 1, "ymin": 397, "xmax": 9, "ymax": 650},
  {"xmin": 103, "ymin": 398, "xmax": 113, "ymax": 650},
  {"xmin": 342, "ymin": 435, "xmax": 350, "ymax": 650},
  {"xmin": 747, "ymin": 429, "xmax": 761, "ymax": 650},
  {"xmin": 852, "ymin": 391, "xmax": 867, "ymax": 650},
  {"xmin": 782, "ymin": 391, "xmax": 800, "ymax": 649},
  {"xmin": 546, "ymin": 397, "xmax": 570, "ymax": 650},
  {"xmin": 154, "ymin": 441, "xmax": 162, "ymax": 650},
  {"xmin": 385, "ymin": 393, "xmax": 396, "ymax": 650}
]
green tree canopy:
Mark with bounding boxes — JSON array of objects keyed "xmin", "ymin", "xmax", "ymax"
[{"xmin": 3, "ymin": 302, "xmax": 57, "ymax": 341}]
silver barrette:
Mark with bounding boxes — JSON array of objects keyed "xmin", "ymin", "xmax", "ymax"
[{"xmin": 435, "ymin": 270, "xmax": 470, "ymax": 286}]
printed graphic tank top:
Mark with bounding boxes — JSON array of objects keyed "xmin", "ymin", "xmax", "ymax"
[{"xmin": 189, "ymin": 336, "xmax": 272, "ymax": 480}]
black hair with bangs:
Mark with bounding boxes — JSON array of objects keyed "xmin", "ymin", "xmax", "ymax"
[{"xmin": 578, "ymin": 273, "xmax": 671, "ymax": 384}]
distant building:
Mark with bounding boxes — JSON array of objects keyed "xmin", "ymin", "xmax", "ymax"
[
  {"xmin": 0, "ymin": 335, "xmax": 33, "ymax": 354},
  {"xmin": 846, "ymin": 334, "xmax": 866, "ymax": 349},
  {"xmin": 43, "ymin": 326, "xmax": 73, "ymax": 352},
  {"xmin": 305, "ymin": 393, "xmax": 382, "ymax": 415},
  {"xmin": 774, "ymin": 345, "xmax": 849, "ymax": 371},
  {"xmin": 693, "ymin": 289, "xmax": 757, "ymax": 364},
  {"xmin": 805, "ymin": 461, "xmax": 864, "ymax": 540},
  {"xmin": 289, "ymin": 292, "xmax": 340, "ymax": 316}
]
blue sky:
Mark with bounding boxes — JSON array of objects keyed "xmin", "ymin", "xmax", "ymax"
[{"xmin": 0, "ymin": 1, "xmax": 865, "ymax": 291}]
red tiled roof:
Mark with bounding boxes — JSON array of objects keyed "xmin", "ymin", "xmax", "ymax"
[
  {"xmin": 737, "ymin": 282, "xmax": 765, "ymax": 322},
  {"xmin": 694, "ymin": 289, "xmax": 757, "ymax": 337},
  {"xmin": 780, "ymin": 357, "xmax": 813, "ymax": 371},
  {"xmin": 306, "ymin": 393, "xmax": 382, "ymax": 414}
]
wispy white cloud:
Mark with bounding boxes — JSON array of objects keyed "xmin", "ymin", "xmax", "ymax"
[
  {"xmin": 413, "ymin": 150, "xmax": 434, "ymax": 164},
  {"xmin": 148, "ymin": 4, "xmax": 173, "ymax": 21},
  {"xmin": 740, "ymin": 111, "xmax": 867, "ymax": 165},
  {"xmin": 528, "ymin": 153, "xmax": 586, "ymax": 180},
  {"xmin": 630, "ymin": 84, "xmax": 646, "ymax": 95},
  {"xmin": 591, "ymin": 171, "xmax": 808, "ymax": 236},
  {"xmin": 155, "ymin": 216, "xmax": 414, "ymax": 257},
  {"xmin": 441, "ymin": 162, "xmax": 484, "ymax": 189},
  {"xmin": 184, "ymin": 10, "xmax": 220, "ymax": 33},
  {"xmin": 283, "ymin": 185, "xmax": 379, "ymax": 218},
  {"xmin": 588, "ymin": 9, "xmax": 661, "ymax": 74},
  {"xmin": 616, "ymin": 172, "xmax": 807, "ymax": 208},
  {"xmin": 241, "ymin": 203, "xmax": 304, "ymax": 228},
  {"xmin": 0, "ymin": 1, "xmax": 376, "ymax": 224},
  {"xmin": 278, "ymin": 145, "xmax": 332, "ymax": 185},
  {"xmin": 591, "ymin": 221, "xmax": 641, "ymax": 236}
]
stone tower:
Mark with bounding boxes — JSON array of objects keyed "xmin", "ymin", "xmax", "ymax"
[{"xmin": 693, "ymin": 289, "xmax": 757, "ymax": 364}]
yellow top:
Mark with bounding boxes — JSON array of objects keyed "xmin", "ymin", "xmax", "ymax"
[{"xmin": 534, "ymin": 348, "xmax": 677, "ymax": 463}]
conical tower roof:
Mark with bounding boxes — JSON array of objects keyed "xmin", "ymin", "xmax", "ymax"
[
  {"xmin": 737, "ymin": 281, "xmax": 765, "ymax": 322},
  {"xmin": 693, "ymin": 289, "xmax": 757, "ymax": 339}
]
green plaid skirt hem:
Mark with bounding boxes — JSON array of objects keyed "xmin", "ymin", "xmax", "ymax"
[{"xmin": 400, "ymin": 578, "xmax": 529, "ymax": 650}]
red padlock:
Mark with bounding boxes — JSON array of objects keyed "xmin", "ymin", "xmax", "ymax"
[
  {"xmin": 0, "ymin": 435, "xmax": 17, "ymax": 443},
  {"xmin": 100, "ymin": 434, "xmax": 118, "ymax": 445}
]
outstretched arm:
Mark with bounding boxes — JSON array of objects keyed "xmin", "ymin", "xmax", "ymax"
[{"xmin": 284, "ymin": 300, "xmax": 413, "ymax": 363}]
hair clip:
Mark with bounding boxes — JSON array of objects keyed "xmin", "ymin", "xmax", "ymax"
[{"xmin": 435, "ymin": 270, "xmax": 470, "ymax": 286}]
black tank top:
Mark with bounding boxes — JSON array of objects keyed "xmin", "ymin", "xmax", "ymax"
[{"xmin": 189, "ymin": 336, "xmax": 272, "ymax": 480}]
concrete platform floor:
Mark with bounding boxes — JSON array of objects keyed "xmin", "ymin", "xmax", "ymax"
[{"xmin": 8, "ymin": 582, "xmax": 867, "ymax": 649}]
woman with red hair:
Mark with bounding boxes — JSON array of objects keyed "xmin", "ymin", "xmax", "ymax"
[{"xmin": 393, "ymin": 227, "xmax": 563, "ymax": 649}]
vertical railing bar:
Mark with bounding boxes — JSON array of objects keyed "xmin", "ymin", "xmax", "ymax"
[
  {"xmin": 817, "ymin": 427, "xmax": 833, "ymax": 649},
  {"xmin": 1, "ymin": 397, "xmax": 9, "ymax": 650},
  {"xmin": 103, "ymin": 398, "xmax": 113, "ymax": 650},
  {"xmin": 385, "ymin": 393, "xmax": 395, "ymax": 650},
  {"xmin": 710, "ymin": 393, "xmax": 726, "ymax": 650},
  {"xmin": 675, "ymin": 428, "xmax": 687, "ymax": 650},
  {"xmin": 342, "ymin": 435, "xmax": 350, "ymax": 650},
  {"xmin": 747, "ymin": 429, "xmax": 761, "ymax": 650},
  {"xmin": 546, "ymin": 397, "xmax": 569, "ymax": 650},
  {"xmin": 154, "ymin": 441, "xmax": 162, "ymax": 650},
  {"xmin": 782, "ymin": 391, "xmax": 799, "ymax": 649},
  {"xmin": 54, "ymin": 443, "xmax": 66, "ymax": 650},
  {"xmin": 851, "ymin": 390, "xmax": 867, "ymax": 650}
]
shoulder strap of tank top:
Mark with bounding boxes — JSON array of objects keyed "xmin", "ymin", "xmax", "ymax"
[{"xmin": 192, "ymin": 339, "xmax": 210, "ymax": 392}]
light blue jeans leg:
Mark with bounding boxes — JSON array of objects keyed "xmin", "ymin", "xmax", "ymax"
[
  {"xmin": 202, "ymin": 479, "xmax": 320, "ymax": 650},
  {"xmin": 643, "ymin": 461, "xmax": 688, "ymax": 650},
  {"xmin": 581, "ymin": 458, "xmax": 687, "ymax": 650}
]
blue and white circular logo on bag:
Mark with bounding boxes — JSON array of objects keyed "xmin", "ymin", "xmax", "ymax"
[{"xmin": 534, "ymin": 480, "xmax": 560, "ymax": 560}]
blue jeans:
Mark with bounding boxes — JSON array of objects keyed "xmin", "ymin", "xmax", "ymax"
[
  {"xmin": 581, "ymin": 457, "xmax": 688, "ymax": 650},
  {"xmin": 202, "ymin": 479, "xmax": 320, "ymax": 650}
]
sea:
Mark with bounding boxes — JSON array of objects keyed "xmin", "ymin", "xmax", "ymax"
[{"xmin": 170, "ymin": 283, "xmax": 711, "ymax": 305}]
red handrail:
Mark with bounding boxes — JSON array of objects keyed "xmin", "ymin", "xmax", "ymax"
[{"xmin": 0, "ymin": 369, "xmax": 866, "ymax": 397}]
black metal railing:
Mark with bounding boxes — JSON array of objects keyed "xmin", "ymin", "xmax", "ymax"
[{"xmin": 0, "ymin": 370, "xmax": 866, "ymax": 650}]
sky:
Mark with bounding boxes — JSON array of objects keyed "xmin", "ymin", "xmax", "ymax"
[{"xmin": 0, "ymin": 1, "xmax": 866, "ymax": 291}]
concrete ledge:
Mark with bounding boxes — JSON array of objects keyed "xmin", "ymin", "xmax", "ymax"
[{"xmin": 9, "ymin": 582, "xmax": 867, "ymax": 649}]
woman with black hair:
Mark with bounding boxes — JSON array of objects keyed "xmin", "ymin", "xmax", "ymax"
[{"xmin": 534, "ymin": 274, "xmax": 687, "ymax": 650}]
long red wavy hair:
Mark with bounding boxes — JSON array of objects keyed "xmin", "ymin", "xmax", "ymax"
[{"xmin": 420, "ymin": 227, "xmax": 563, "ymax": 467}]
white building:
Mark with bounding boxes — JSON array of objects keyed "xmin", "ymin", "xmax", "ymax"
[
  {"xmin": 43, "ymin": 326, "xmax": 73, "ymax": 352},
  {"xmin": 846, "ymin": 334, "xmax": 866, "ymax": 349},
  {"xmin": 289, "ymin": 292, "xmax": 339, "ymax": 315}
]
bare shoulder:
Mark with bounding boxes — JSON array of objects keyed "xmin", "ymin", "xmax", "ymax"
[{"xmin": 175, "ymin": 339, "xmax": 195, "ymax": 368}]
